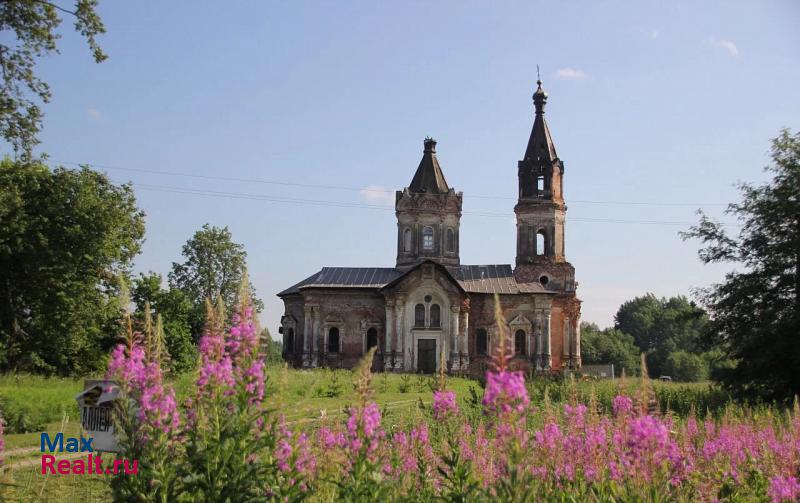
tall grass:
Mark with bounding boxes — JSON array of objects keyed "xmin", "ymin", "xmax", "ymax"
[{"xmin": 0, "ymin": 374, "xmax": 83, "ymax": 433}]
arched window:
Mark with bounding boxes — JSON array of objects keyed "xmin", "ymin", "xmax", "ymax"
[
  {"xmin": 414, "ymin": 304, "xmax": 426, "ymax": 327},
  {"xmin": 403, "ymin": 228, "xmax": 412, "ymax": 252},
  {"xmin": 476, "ymin": 329, "xmax": 488, "ymax": 356},
  {"xmin": 536, "ymin": 230, "xmax": 546, "ymax": 256},
  {"xmin": 366, "ymin": 327, "xmax": 378, "ymax": 350},
  {"xmin": 514, "ymin": 329, "xmax": 525, "ymax": 355},
  {"xmin": 422, "ymin": 226, "xmax": 434, "ymax": 250},
  {"xmin": 285, "ymin": 328, "xmax": 295, "ymax": 355},
  {"xmin": 327, "ymin": 327, "xmax": 340, "ymax": 353},
  {"xmin": 446, "ymin": 228, "xmax": 455, "ymax": 252},
  {"xmin": 537, "ymin": 175, "xmax": 545, "ymax": 194},
  {"xmin": 430, "ymin": 304, "xmax": 441, "ymax": 328}
]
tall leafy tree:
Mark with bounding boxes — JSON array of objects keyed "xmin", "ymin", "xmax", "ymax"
[
  {"xmin": 132, "ymin": 272, "xmax": 196, "ymax": 373},
  {"xmin": 0, "ymin": 160, "xmax": 144, "ymax": 374},
  {"xmin": 614, "ymin": 294, "xmax": 709, "ymax": 378},
  {"xmin": 0, "ymin": 0, "xmax": 107, "ymax": 158},
  {"xmin": 683, "ymin": 129, "xmax": 800, "ymax": 402},
  {"xmin": 169, "ymin": 224, "xmax": 263, "ymax": 335},
  {"xmin": 580, "ymin": 322, "xmax": 641, "ymax": 377}
]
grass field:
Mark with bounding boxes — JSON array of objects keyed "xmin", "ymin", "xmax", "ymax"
[{"xmin": 0, "ymin": 367, "xmax": 734, "ymax": 502}]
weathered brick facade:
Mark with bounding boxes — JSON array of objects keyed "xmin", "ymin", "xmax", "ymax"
[{"xmin": 278, "ymin": 81, "xmax": 581, "ymax": 375}]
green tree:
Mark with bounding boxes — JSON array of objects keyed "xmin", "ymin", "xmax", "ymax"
[
  {"xmin": 0, "ymin": 161, "xmax": 144, "ymax": 374},
  {"xmin": 132, "ymin": 272, "xmax": 196, "ymax": 373},
  {"xmin": 614, "ymin": 294, "xmax": 709, "ymax": 378},
  {"xmin": 260, "ymin": 328, "xmax": 283, "ymax": 365},
  {"xmin": 683, "ymin": 129, "xmax": 800, "ymax": 402},
  {"xmin": 169, "ymin": 224, "xmax": 263, "ymax": 335},
  {"xmin": 0, "ymin": 0, "xmax": 106, "ymax": 158},
  {"xmin": 663, "ymin": 351, "xmax": 709, "ymax": 382},
  {"xmin": 580, "ymin": 322, "xmax": 641, "ymax": 377}
]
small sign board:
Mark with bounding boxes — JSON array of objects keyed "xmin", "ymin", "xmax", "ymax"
[{"xmin": 75, "ymin": 379, "xmax": 119, "ymax": 452}]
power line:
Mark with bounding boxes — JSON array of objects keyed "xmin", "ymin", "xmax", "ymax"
[
  {"xmin": 122, "ymin": 181, "xmax": 727, "ymax": 227},
  {"xmin": 51, "ymin": 159, "xmax": 730, "ymax": 208}
]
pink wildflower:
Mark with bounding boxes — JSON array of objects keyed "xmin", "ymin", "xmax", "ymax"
[
  {"xmin": 432, "ymin": 390, "xmax": 458, "ymax": 419},
  {"xmin": 612, "ymin": 395, "xmax": 634, "ymax": 417},
  {"xmin": 769, "ymin": 476, "xmax": 800, "ymax": 503},
  {"xmin": 482, "ymin": 370, "xmax": 529, "ymax": 415}
]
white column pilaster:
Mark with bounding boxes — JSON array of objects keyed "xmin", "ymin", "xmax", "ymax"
[
  {"xmin": 395, "ymin": 299, "xmax": 406, "ymax": 370},
  {"xmin": 535, "ymin": 311, "xmax": 543, "ymax": 370},
  {"xmin": 384, "ymin": 300, "xmax": 394, "ymax": 369},
  {"xmin": 302, "ymin": 306, "xmax": 312, "ymax": 367},
  {"xmin": 450, "ymin": 305, "xmax": 460, "ymax": 370},
  {"xmin": 543, "ymin": 311, "xmax": 552, "ymax": 370},
  {"xmin": 574, "ymin": 317, "xmax": 581, "ymax": 367}
]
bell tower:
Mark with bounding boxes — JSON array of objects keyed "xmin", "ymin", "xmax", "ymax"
[
  {"xmin": 514, "ymin": 80, "xmax": 575, "ymax": 291},
  {"xmin": 396, "ymin": 138, "xmax": 462, "ymax": 270}
]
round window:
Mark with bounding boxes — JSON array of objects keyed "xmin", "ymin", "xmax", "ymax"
[
  {"xmin": 539, "ymin": 275, "xmax": 549, "ymax": 286},
  {"xmin": 424, "ymin": 295, "xmax": 432, "ymax": 303}
]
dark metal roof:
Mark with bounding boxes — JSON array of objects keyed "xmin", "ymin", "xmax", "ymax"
[
  {"xmin": 408, "ymin": 138, "xmax": 450, "ymax": 194},
  {"xmin": 452, "ymin": 265, "xmax": 551, "ymax": 295},
  {"xmin": 278, "ymin": 263, "xmax": 552, "ymax": 297},
  {"xmin": 277, "ymin": 267, "xmax": 402, "ymax": 296}
]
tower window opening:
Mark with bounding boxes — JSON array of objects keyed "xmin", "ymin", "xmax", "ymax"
[
  {"xmin": 403, "ymin": 228, "xmax": 412, "ymax": 252},
  {"xmin": 422, "ymin": 227, "xmax": 434, "ymax": 250},
  {"xmin": 415, "ymin": 304, "xmax": 426, "ymax": 327},
  {"xmin": 446, "ymin": 228, "xmax": 455, "ymax": 252},
  {"xmin": 537, "ymin": 176, "xmax": 544, "ymax": 194},
  {"xmin": 536, "ymin": 231, "xmax": 546, "ymax": 256}
]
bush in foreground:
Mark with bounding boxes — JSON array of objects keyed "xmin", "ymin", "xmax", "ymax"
[{"xmin": 108, "ymin": 293, "xmax": 800, "ymax": 502}]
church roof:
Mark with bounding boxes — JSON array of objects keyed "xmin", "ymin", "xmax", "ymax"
[
  {"xmin": 408, "ymin": 138, "xmax": 450, "ymax": 194},
  {"xmin": 277, "ymin": 264, "xmax": 552, "ymax": 296},
  {"xmin": 277, "ymin": 267, "xmax": 402, "ymax": 296},
  {"xmin": 523, "ymin": 80, "xmax": 558, "ymax": 163},
  {"xmin": 453, "ymin": 265, "xmax": 549, "ymax": 294}
]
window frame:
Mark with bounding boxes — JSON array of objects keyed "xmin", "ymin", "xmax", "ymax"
[
  {"xmin": 414, "ymin": 303, "xmax": 426, "ymax": 328},
  {"xmin": 327, "ymin": 327, "xmax": 341, "ymax": 354},
  {"xmin": 422, "ymin": 226, "xmax": 434, "ymax": 251},
  {"xmin": 514, "ymin": 329, "xmax": 526, "ymax": 355},
  {"xmin": 430, "ymin": 304, "xmax": 441, "ymax": 328},
  {"xmin": 476, "ymin": 328, "xmax": 488, "ymax": 356}
]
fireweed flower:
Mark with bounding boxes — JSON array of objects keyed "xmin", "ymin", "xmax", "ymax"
[
  {"xmin": 432, "ymin": 390, "xmax": 458, "ymax": 419},
  {"xmin": 769, "ymin": 475, "xmax": 800, "ymax": 503},
  {"xmin": 612, "ymin": 395, "xmax": 634, "ymax": 417},
  {"xmin": 482, "ymin": 370, "xmax": 530, "ymax": 415},
  {"xmin": 107, "ymin": 343, "xmax": 180, "ymax": 439},
  {"xmin": 346, "ymin": 402, "xmax": 383, "ymax": 455}
]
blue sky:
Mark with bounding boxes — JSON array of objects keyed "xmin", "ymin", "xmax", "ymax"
[{"xmin": 18, "ymin": 0, "xmax": 800, "ymax": 335}]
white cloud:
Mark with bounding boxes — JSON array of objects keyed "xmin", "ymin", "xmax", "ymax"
[
  {"xmin": 87, "ymin": 107, "xmax": 102, "ymax": 120},
  {"xmin": 709, "ymin": 37, "xmax": 739, "ymax": 57},
  {"xmin": 359, "ymin": 185, "xmax": 395, "ymax": 206},
  {"xmin": 554, "ymin": 68, "xmax": 588, "ymax": 81}
]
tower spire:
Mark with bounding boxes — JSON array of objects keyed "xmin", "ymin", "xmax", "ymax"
[
  {"xmin": 408, "ymin": 137, "xmax": 450, "ymax": 194},
  {"xmin": 524, "ymin": 78, "xmax": 557, "ymax": 162}
]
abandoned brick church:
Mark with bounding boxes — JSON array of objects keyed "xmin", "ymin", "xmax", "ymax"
[{"xmin": 278, "ymin": 80, "xmax": 581, "ymax": 375}]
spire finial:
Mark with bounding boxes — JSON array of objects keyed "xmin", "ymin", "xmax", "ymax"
[{"xmin": 533, "ymin": 69, "xmax": 548, "ymax": 114}]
